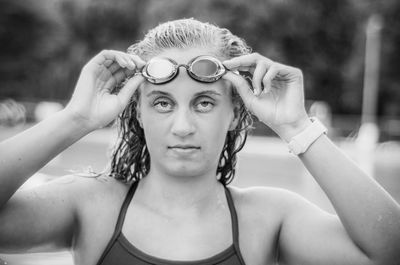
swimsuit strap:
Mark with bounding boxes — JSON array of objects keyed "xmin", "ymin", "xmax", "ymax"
[
  {"xmin": 97, "ymin": 181, "xmax": 139, "ymax": 265},
  {"xmin": 224, "ymin": 186, "xmax": 246, "ymax": 264},
  {"xmin": 98, "ymin": 183, "xmax": 246, "ymax": 265},
  {"xmin": 114, "ymin": 181, "xmax": 139, "ymax": 234}
]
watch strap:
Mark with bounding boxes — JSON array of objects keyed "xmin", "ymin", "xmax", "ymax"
[{"xmin": 287, "ymin": 117, "xmax": 328, "ymax": 155}]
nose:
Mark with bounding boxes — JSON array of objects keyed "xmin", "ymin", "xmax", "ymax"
[{"xmin": 171, "ymin": 108, "xmax": 196, "ymax": 137}]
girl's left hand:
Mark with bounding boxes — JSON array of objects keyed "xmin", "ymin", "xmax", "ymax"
[{"xmin": 222, "ymin": 53, "xmax": 310, "ymax": 141}]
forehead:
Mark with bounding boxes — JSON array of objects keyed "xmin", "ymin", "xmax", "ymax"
[{"xmin": 152, "ymin": 47, "xmax": 220, "ymax": 63}]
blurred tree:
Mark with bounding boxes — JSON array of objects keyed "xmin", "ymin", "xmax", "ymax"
[
  {"xmin": 0, "ymin": 0, "xmax": 145, "ymax": 102},
  {"xmin": 1, "ymin": 0, "xmax": 400, "ymax": 121},
  {"xmin": 60, "ymin": 0, "xmax": 145, "ymax": 53},
  {"xmin": 0, "ymin": 0, "xmax": 63, "ymax": 101},
  {"xmin": 52, "ymin": 0, "xmax": 146, "ymax": 100}
]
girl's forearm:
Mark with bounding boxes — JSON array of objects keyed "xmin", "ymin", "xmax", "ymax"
[
  {"xmin": 0, "ymin": 109, "xmax": 92, "ymax": 206},
  {"xmin": 299, "ymin": 134, "xmax": 400, "ymax": 262}
]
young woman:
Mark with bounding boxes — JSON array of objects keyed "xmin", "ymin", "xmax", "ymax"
[{"xmin": 0, "ymin": 18, "xmax": 399, "ymax": 265}]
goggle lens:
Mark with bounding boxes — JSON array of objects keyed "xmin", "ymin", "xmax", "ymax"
[
  {"xmin": 191, "ymin": 58, "xmax": 218, "ymax": 77},
  {"xmin": 142, "ymin": 55, "xmax": 226, "ymax": 84},
  {"xmin": 146, "ymin": 59, "xmax": 175, "ymax": 79}
]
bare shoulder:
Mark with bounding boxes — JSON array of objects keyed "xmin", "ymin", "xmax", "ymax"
[
  {"xmin": 0, "ymin": 174, "xmax": 129, "ymax": 252},
  {"xmin": 56, "ymin": 174, "xmax": 131, "ymax": 243},
  {"xmin": 39, "ymin": 173, "xmax": 127, "ymax": 197},
  {"xmin": 51, "ymin": 174, "xmax": 130, "ymax": 210},
  {"xmin": 25, "ymin": 173, "xmax": 131, "ymax": 218},
  {"xmin": 228, "ymin": 185, "xmax": 316, "ymax": 218},
  {"xmin": 224, "ymin": 186, "xmax": 315, "ymax": 262},
  {"xmin": 228, "ymin": 185, "xmax": 306, "ymax": 208}
]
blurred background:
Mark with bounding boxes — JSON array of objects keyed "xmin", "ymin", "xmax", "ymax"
[{"xmin": 1, "ymin": 0, "xmax": 400, "ymax": 264}]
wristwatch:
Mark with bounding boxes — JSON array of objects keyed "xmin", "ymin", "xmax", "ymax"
[{"xmin": 287, "ymin": 117, "xmax": 328, "ymax": 155}]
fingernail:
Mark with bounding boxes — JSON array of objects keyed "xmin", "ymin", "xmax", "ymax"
[{"xmin": 119, "ymin": 60, "xmax": 127, "ymax": 68}]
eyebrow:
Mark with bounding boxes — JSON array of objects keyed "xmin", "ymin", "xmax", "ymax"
[
  {"xmin": 194, "ymin": 90, "xmax": 222, "ymax": 97},
  {"xmin": 146, "ymin": 90, "xmax": 170, "ymax": 98},
  {"xmin": 146, "ymin": 90, "xmax": 222, "ymax": 98}
]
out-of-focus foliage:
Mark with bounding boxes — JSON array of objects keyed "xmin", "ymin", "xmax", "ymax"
[
  {"xmin": 0, "ymin": 1, "xmax": 61, "ymax": 100},
  {"xmin": 0, "ymin": 99, "xmax": 26, "ymax": 126},
  {"xmin": 0, "ymin": 0, "xmax": 399, "ymax": 117}
]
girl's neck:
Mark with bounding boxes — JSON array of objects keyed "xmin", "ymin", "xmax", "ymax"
[{"xmin": 136, "ymin": 169, "xmax": 226, "ymax": 216}]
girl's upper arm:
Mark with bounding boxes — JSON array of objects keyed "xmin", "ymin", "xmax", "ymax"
[
  {"xmin": 0, "ymin": 175, "xmax": 80, "ymax": 253},
  {"xmin": 277, "ymin": 191, "xmax": 373, "ymax": 265}
]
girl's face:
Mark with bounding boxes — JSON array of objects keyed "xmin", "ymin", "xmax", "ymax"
[{"xmin": 138, "ymin": 48, "xmax": 237, "ymax": 179}]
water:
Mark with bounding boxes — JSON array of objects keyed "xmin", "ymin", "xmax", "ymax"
[
  {"xmin": 1, "ymin": 128, "xmax": 400, "ymax": 264},
  {"xmin": 0, "ymin": 252, "xmax": 72, "ymax": 265}
]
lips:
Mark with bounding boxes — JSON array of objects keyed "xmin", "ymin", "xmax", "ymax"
[
  {"xmin": 168, "ymin": 144, "xmax": 200, "ymax": 150},
  {"xmin": 168, "ymin": 145, "xmax": 201, "ymax": 156}
]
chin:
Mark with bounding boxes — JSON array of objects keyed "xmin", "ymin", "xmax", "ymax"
[{"xmin": 162, "ymin": 161, "xmax": 211, "ymax": 179}]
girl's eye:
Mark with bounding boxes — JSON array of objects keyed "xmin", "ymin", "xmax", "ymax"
[
  {"xmin": 195, "ymin": 100, "xmax": 214, "ymax": 112},
  {"xmin": 153, "ymin": 99, "xmax": 173, "ymax": 112}
]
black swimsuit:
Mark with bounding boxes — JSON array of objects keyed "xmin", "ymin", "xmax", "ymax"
[{"xmin": 97, "ymin": 181, "xmax": 246, "ymax": 265}]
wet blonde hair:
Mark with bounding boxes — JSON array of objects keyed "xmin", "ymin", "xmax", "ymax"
[
  {"xmin": 127, "ymin": 18, "xmax": 251, "ymax": 60},
  {"xmin": 109, "ymin": 18, "xmax": 253, "ymax": 185}
]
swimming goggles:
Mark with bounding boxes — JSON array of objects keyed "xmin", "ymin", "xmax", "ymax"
[{"xmin": 141, "ymin": 55, "xmax": 227, "ymax": 84}]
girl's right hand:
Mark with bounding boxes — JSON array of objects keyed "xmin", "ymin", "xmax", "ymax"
[{"xmin": 65, "ymin": 50, "xmax": 145, "ymax": 131}]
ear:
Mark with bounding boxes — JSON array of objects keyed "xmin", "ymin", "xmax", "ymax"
[
  {"xmin": 135, "ymin": 99, "xmax": 143, "ymax": 128},
  {"xmin": 228, "ymin": 102, "xmax": 240, "ymax": 131},
  {"xmin": 136, "ymin": 113, "xmax": 143, "ymax": 128},
  {"xmin": 136, "ymin": 110, "xmax": 143, "ymax": 128}
]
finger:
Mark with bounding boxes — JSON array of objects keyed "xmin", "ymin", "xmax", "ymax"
[
  {"xmin": 118, "ymin": 53, "xmax": 145, "ymax": 71},
  {"xmin": 227, "ymin": 65, "xmax": 255, "ymax": 73},
  {"xmin": 100, "ymin": 67, "xmax": 136, "ymax": 91},
  {"xmin": 223, "ymin": 53, "xmax": 260, "ymax": 69},
  {"xmin": 91, "ymin": 50, "xmax": 121, "ymax": 66},
  {"xmin": 117, "ymin": 75, "xmax": 145, "ymax": 107},
  {"xmin": 115, "ymin": 52, "xmax": 145, "ymax": 70},
  {"xmin": 107, "ymin": 61, "xmax": 136, "ymax": 75},
  {"xmin": 103, "ymin": 69, "xmax": 128, "ymax": 91},
  {"xmin": 119, "ymin": 55, "xmax": 138, "ymax": 71},
  {"xmin": 124, "ymin": 68, "xmax": 136, "ymax": 78},
  {"xmin": 97, "ymin": 65, "xmax": 112, "ymax": 82},
  {"xmin": 262, "ymin": 63, "xmax": 279, "ymax": 93},
  {"xmin": 108, "ymin": 62, "xmax": 122, "ymax": 74},
  {"xmin": 90, "ymin": 50, "xmax": 144, "ymax": 72},
  {"xmin": 103, "ymin": 77, "xmax": 117, "ymax": 92},
  {"xmin": 99, "ymin": 50, "xmax": 131, "ymax": 61},
  {"xmin": 222, "ymin": 71, "xmax": 257, "ymax": 110},
  {"xmin": 94, "ymin": 50, "xmax": 130, "ymax": 68},
  {"xmin": 127, "ymin": 54, "xmax": 146, "ymax": 69},
  {"xmin": 115, "ymin": 54, "xmax": 130, "ymax": 69},
  {"xmin": 252, "ymin": 61, "xmax": 268, "ymax": 96},
  {"xmin": 103, "ymin": 59, "xmax": 114, "ymax": 68},
  {"xmin": 223, "ymin": 53, "xmax": 273, "ymax": 70},
  {"xmin": 125, "ymin": 58, "xmax": 136, "ymax": 70}
]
